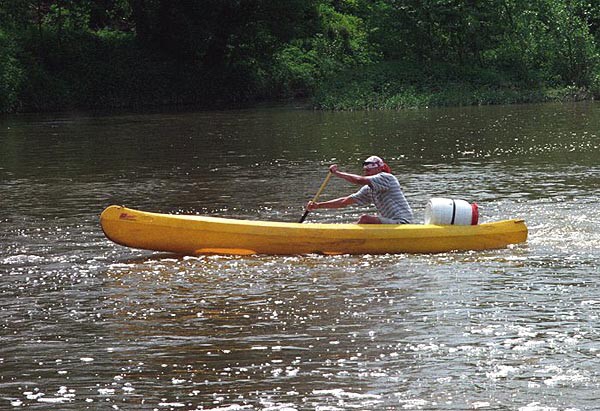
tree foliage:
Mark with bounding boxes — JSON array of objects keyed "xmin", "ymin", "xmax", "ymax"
[{"xmin": 0, "ymin": 0, "xmax": 599, "ymax": 112}]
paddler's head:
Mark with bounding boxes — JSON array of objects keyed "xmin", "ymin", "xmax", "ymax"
[{"xmin": 362, "ymin": 155, "xmax": 391, "ymax": 175}]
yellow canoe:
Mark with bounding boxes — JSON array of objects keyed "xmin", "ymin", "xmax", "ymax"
[{"xmin": 100, "ymin": 205, "xmax": 527, "ymax": 256}]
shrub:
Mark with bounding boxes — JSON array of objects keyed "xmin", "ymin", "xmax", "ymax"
[{"xmin": 0, "ymin": 29, "xmax": 24, "ymax": 112}]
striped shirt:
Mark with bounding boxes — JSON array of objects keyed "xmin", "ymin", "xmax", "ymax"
[{"xmin": 350, "ymin": 172, "xmax": 413, "ymax": 224}]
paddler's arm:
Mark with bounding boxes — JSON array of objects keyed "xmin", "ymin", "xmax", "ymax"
[
  {"xmin": 307, "ymin": 196, "xmax": 356, "ymax": 210},
  {"xmin": 329, "ymin": 164, "xmax": 372, "ymax": 187}
]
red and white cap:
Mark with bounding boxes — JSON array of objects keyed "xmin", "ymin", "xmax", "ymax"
[
  {"xmin": 363, "ymin": 155, "xmax": 392, "ymax": 173},
  {"xmin": 362, "ymin": 155, "xmax": 385, "ymax": 169}
]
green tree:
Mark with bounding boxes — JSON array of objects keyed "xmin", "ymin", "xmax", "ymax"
[
  {"xmin": 0, "ymin": 29, "xmax": 24, "ymax": 112},
  {"xmin": 544, "ymin": 0, "xmax": 598, "ymax": 86}
]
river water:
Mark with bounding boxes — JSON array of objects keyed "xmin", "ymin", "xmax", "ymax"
[{"xmin": 1, "ymin": 102, "xmax": 599, "ymax": 410}]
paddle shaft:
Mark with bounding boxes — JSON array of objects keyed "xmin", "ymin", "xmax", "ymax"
[{"xmin": 299, "ymin": 172, "xmax": 332, "ymax": 223}]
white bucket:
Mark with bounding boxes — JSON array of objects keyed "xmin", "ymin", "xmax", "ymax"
[{"xmin": 424, "ymin": 198, "xmax": 479, "ymax": 225}]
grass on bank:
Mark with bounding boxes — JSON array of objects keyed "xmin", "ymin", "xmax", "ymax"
[{"xmin": 313, "ymin": 61, "xmax": 599, "ymax": 110}]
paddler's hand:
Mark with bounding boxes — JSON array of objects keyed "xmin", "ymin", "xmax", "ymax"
[
  {"xmin": 329, "ymin": 164, "xmax": 339, "ymax": 175},
  {"xmin": 307, "ymin": 201, "xmax": 319, "ymax": 211}
]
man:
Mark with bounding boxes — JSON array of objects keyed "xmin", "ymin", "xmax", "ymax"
[{"xmin": 307, "ymin": 156, "xmax": 413, "ymax": 224}]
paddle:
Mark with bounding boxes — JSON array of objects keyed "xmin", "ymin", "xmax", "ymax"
[{"xmin": 299, "ymin": 171, "xmax": 332, "ymax": 223}]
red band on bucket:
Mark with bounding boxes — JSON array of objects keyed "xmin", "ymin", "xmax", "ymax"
[{"xmin": 471, "ymin": 203, "xmax": 479, "ymax": 225}]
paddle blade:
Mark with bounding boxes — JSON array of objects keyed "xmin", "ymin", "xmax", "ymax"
[{"xmin": 299, "ymin": 209, "xmax": 310, "ymax": 223}]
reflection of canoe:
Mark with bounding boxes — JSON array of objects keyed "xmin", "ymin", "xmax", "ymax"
[{"xmin": 100, "ymin": 205, "xmax": 528, "ymax": 256}]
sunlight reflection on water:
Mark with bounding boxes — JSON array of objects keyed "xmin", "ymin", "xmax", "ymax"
[{"xmin": 1, "ymin": 102, "xmax": 600, "ymax": 409}]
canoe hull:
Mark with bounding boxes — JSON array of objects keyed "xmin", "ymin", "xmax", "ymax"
[{"xmin": 100, "ymin": 205, "xmax": 528, "ymax": 255}]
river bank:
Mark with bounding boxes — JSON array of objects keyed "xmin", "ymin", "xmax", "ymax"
[
  {"xmin": 4, "ymin": 60, "xmax": 597, "ymax": 114},
  {"xmin": 312, "ymin": 61, "xmax": 598, "ymax": 110},
  {"xmin": 3, "ymin": 34, "xmax": 600, "ymax": 114},
  {"xmin": 4, "ymin": 65, "xmax": 597, "ymax": 115},
  {"xmin": 1, "ymin": 31, "xmax": 598, "ymax": 114}
]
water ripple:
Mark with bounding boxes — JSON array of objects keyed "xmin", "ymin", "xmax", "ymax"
[{"xmin": 2, "ymin": 103, "xmax": 600, "ymax": 409}]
